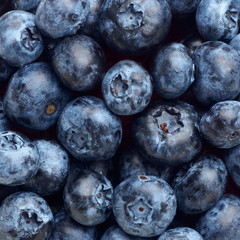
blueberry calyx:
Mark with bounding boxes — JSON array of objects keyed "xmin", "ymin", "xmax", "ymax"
[
  {"xmin": 21, "ymin": 26, "xmax": 41, "ymax": 52},
  {"xmin": 45, "ymin": 104, "xmax": 57, "ymax": 115},
  {"xmin": 95, "ymin": 184, "xmax": 112, "ymax": 208},
  {"xmin": 111, "ymin": 73, "xmax": 129, "ymax": 98},
  {"xmin": 0, "ymin": 132, "xmax": 24, "ymax": 150},
  {"xmin": 225, "ymin": 8, "xmax": 238, "ymax": 29}
]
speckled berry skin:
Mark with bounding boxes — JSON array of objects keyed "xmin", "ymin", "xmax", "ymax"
[
  {"xmin": 64, "ymin": 169, "xmax": 113, "ymax": 226},
  {"xmin": 192, "ymin": 41, "xmax": 240, "ymax": 106},
  {"xmin": 196, "ymin": 194, "xmax": 240, "ymax": 240},
  {"xmin": 0, "ymin": 131, "xmax": 39, "ymax": 186},
  {"xmin": 112, "ymin": 175, "xmax": 177, "ymax": 237},
  {"xmin": 0, "ymin": 192, "xmax": 54, "ymax": 240},
  {"xmin": 36, "ymin": 0, "xmax": 89, "ymax": 39},
  {"xmin": 50, "ymin": 207, "xmax": 97, "ymax": 240},
  {"xmin": 57, "ymin": 96, "xmax": 122, "ymax": 161},
  {"xmin": 52, "ymin": 35, "xmax": 105, "ymax": 92},
  {"xmin": 0, "ymin": 58, "xmax": 16, "ymax": 83},
  {"xmin": 12, "ymin": 0, "xmax": 41, "ymax": 12},
  {"xmin": 102, "ymin": 60, "xmax": 152, "ymax": 115},
  {"xmin": 172, "ymin": 154, "xmax": 227, "ymax": 214},
  {"xmin": 0, "ymin": 10, "xmax": 44, "ymax": 67},
  {"xmin": 23, "ymin": 140, "xmax": 69, "ymax": 196},
  {"xmin": 158, "ymin": 227, "xmax": 203, "ymax": 240},
  {"xmin": 152, "ymin": 43, "xmax": 194, "ymax": 99},
  {"xmin": 3, "ymin": 62, "xmax": 71, "ymax": 131},
  {"xmin": 132, "ymin": 100, "xmax": 202, "ymax": 166},
  {"xmin": 99, "ymin": 0, "xmax": 172, "ymax": 56},
  {"xmin": 200, "ymin": 101, "xmax": 240, "ymax": 148},
  {"xmin": 196, "ymin": 0, "xmax": 239, "ymax": 41}
]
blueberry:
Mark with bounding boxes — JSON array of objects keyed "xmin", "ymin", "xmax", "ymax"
[
  {"xmin": 132, "ymin": 100, "xmax": 202, "ymax": 166},
  {"xmin": 0, "ymin": 10, "xmax": 44, "ymax": 67},
  {"xmin": 102, "ymin": 60, "xmax": 152, "ymax": 115},
  {"xmin": 0, "ymin": 131, "xmax": 39, "ymax": 186},
  {"xmin": 157, "ymin": 227, "xmax": 203, "ymax": 240},
  {"xmin": 99, "ymin": 0, "xmax": 172, "ymax": 55},
  {"xmin": 36, "ymin": 0, "xmax": 90, "ymax": 39},
  {"xmin": 196, "ymin": 194, "xmax": 240, "ymax": 240},
  {"xmin": 52, "ymin": 35, "xmax": 106, "ymax": 92},
  {"xmin": 0, "ymin": 191, "xmax": 54, "ymax": 240},
  {"xmin": 192, "ymin": 41, "xmax": 240, "ymax": 106},
  {"xmin": 23, "ymin": 139, "xmax": 69, "ymax": 196},
  {"xmin": 112, "ymin": 175, "xmax": 176, "ymax": 237},
  {"xmin": 0, "ymin": 57, "xmax": 16, "ymax": 83},
  {"xmin": 3, "ymin": 62, "xmax": 71, "ymax": 131},
  {"xmin": 196, "ymin": 0, "xmax": 239, "ymax": 41},
  {"xmin": 57, "ymin": 96, "xmax": 122, "ymax": 161},
  {"xmin": 172, "ymin": 154, "xmax": 227, "ymax": 214},
  {"xmin": 200, "ymin": 100, "xmax": 240, "ymax": 148},
  {"xmin": 152, "ymin": 43, "xmax": 194, "ymax": 99},
  {"xmin": 63, "ymin": 168, "xmax": 113, "ymax": 226},
  {"xmin": 12, "ymin": 0, "xmax": 41, "ymax": 12}
]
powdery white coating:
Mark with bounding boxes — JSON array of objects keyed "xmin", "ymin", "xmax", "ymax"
[
  {"xmin": 172, "ymin": 154, "xmax": 227, "ymax": 214},
  {"xmin": 0, "ymin": 131, "xmax": 39, "ymax": 186},
  {"xmin": 36, "ymin": 0, "xmax": 89, "ymax": 38},
  {"xmin": 0, "ymin": 192, "xmax": 54, "ymax": 240},
  {"xmin": 0, "ymin": 10, "xmax": 44, "ymax": 67},
  {"xmin": 12, "ymin": 0, "xmax": 41, "ymax": 12},
  {"xmin": 112, "ymin": 175, "xmax": 177, "ymax": 237},
  {"xmin": 102, "ymin": 60, "xmax": 152, "ymax": 115},
  {"xmin": 152, "ymin": 43, "xmax": 194, "ymax": 99},
  {"xmin": 196, "ymin": 194, "xmax": 240, "ymax": 240},
  {"xmin": 23, "ymin": 140, "xmax": 69, "ymax": 196},
  {"xmin": 200, "ymin": 100, "xmax": 240, "ymax": 148},
  {"xmin": 158, "ymin": 227, "xmax": 203, "ymax": 240},
  {"xmin": 196, "ymin": 0, "xmax": 239, "ymax": 41}
]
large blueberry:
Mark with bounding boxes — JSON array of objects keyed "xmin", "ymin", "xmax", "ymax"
[
  {"xmin": 57, "ymin": 96, "xmax": 122, "ymax": 161},
  {"xmin": 102, "ymin": 60, "xmax": 152, "ymax": 115},
  {"xmin": 52, "ymin": 35, "xmax": 105, "ymax": 92},
  {"xmin": 99, "ymin": 0, "xmax": 171, "ymax": 55},
  {"xmin": 132, "ymin": 100, "xmax": 202, "ymax": 166},
  {"xmin": 3, "ymin": 62, "xmax": 71, "ymax": 131},
  {"xmin": 0, "ymin": 10, "xmax": 44, "ymax": 67}
]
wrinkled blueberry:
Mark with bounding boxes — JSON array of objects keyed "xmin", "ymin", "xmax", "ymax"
[
  {"xmin": 196, "ymin": 194, "xmax": 240, "ymax": 240},
  {"xmin": 0, "ymin": 131, "xmax": 39, "ymax": 186},
  {"xmin": 4, "ymin": 62, "xmax": 71, "ymax": 131},
  {"xmin": 0, "ymin": 191, "xmax": 54, "ymax": 240},
  {"xmin": 112, "ymin": 175, "xmax": 177, "ymax": 237},
  {"xmin": 132, "ymin": 100, "xmax": 202, "ymax": 166},
  {"xmin": 0, "ymin": 10, "xmax": 44, "ymax": 67},
  {"xmin": 52, "ymin": 35, "xmax": 105, "ymax": 92},
  {"xmin": 99, "ymin": 0, "xmax": 172, "ymax": 55},
  {"xmin": 64, "ymin": 168, "xmax": 113, "ymax": 226},
  {"xmin": 152, "ymin": 43, "xmax": 194, "ymax": 99},
  {"xmin": 57, "ymin": 96, "xmax": 122, "ymax": 161},
  {"xmin": 12, "ymin": 0, "xmax": 41, "ymax": 12},
  {"xmin": 200, "ymin": 100, "xmax": 240, "ymax": 148},
  {"xmin": 36, "ymin": 0, "xmax": 89, "ymax": 38},
  {"xmin": 172, "ymin": 154, "xmax": 227, "ymax": 214},
  {"xmin": 102, "ymin": 60, "xmax": 152, "ymax": 115},
  {"xmin": 192, "ymin": 41, "xmax": 240, "ymax": 106}
]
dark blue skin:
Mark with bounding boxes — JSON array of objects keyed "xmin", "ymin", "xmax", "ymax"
[
  {"xmin": 181, "ymin": 33, "xmax": 204, "ymax": 56},
  {"xmin": 0, "ymin": 191, "xmax": 54, "ymax": 240},
  {"xmin": 132, "ymin": 100, "xmax": 202, "ymax": 166},
  {"xmin": 0, "ymin": 99, "xmax": 11, "ymax": 132},
  {"xmin": 0, "ymin": 57, "xmax": 16, "ymax": 83},
  {"xmin": 0, "ymin": 10, "xmax": 44, "ymax": 67},
  {"xmin": 192, "ymin": 41, "xmax": 240, "ymax": 106},
  {"xmin": 196, "ymin": 0, "xmax": 239, "ymax": 41},
  {"xmin": 172, "ymin": 154, "xmax": 227, "ymax": 214},
  {"xmin": 102, "ymin": 60, "xmax": 153, "ymax": 115},
  {"xmin": 196, "ymin": 194, "xmax": 240, "ymax": 240},
  {"xmin": 99, "ymin": 0, "xmax": 172, "ymax": 56},
  {"xmin": 0, "ymin": 131, "xmax": 39, "ymax": 186},
  {"xmin": 3, "ymin": 62, "xmax": 71, "ymax": 131},
  {"xmin": 52, "ymin": 35, "xmax": 106, "ymax": 92},
  {"xmin": 158, "ymin": 227, "xmax": 203, "ymax": 240},
  {"xmin": 12, "ymin": 0, "xmax": 41, "ymax": 12},
  {"xmin": 23, "ymin": 140, "xmax": 69, "ymax": 196},
  {"xmin": 57, "ymin": 96, "xmax": 122, "ymax": 161},
  {"xmin": 63, "ymin": 168, "xmax": 113, "ymax": 226},
  {"xmin": 112, "ymin": 175, "xmax": 177, "ymax": 237},
  {"xmin": 152, "ymin": 43, "xmax": 194, "ymax": 99},
  {"xmin": 230, "ymin": 33, "xmax": 240, "ymax": 52},
  {"xmin": 50, "ymin": 207, "xmax": 98, "ymax": 240},
  {"xmin": 200, "ymin": 100, "xmax": 240, "ymax": 148},
  {"xmin": 36, "ymin": 0, "xmax": 90, "ymax": 39}
]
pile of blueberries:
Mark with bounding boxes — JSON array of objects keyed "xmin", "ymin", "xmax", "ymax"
[{"xmin": 1, "ymin": 0, "xmax": 240, "ymax": 239}]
